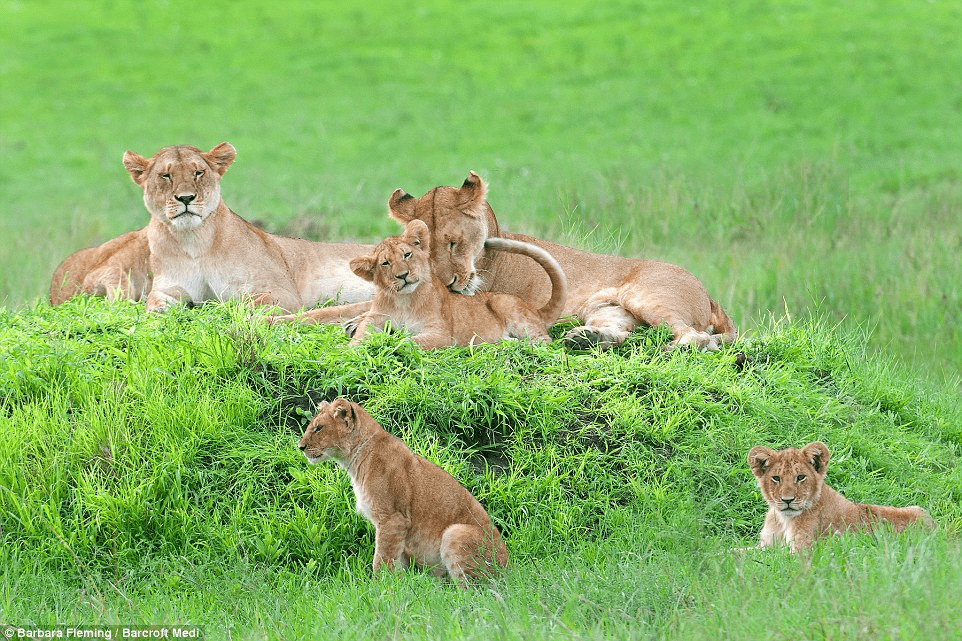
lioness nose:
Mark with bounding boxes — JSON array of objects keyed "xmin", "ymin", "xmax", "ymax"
[
  {"xmin": 176, "ymin": 193, "xmax": 196, "ymax": 205},
  {"xmin": 397, "ymin": 272, "xmax": 409, "ymax": 281},
  {"xmin": 297, "ymin": 442, "xmax": 306, "ymax": 451}
]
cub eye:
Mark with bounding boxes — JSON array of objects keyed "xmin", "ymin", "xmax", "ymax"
[
  {"xmin": 448, "ymin": 241, "xmax": 456, "ymax": 252},
  {"xmin": 796, "ymin": 475, "xmax": 806, "ymax": 483},
  {"xmin": 771, "ymin": 475, "xmax": 780, "ymax": 484},
  {"xmin": 193, "ymin": 170, "xmax": 204, "ymax": 179},
  {"xmin": 402, "ymin": 252, "xmax": 411, "ymax": 260},
  {"xmin": 381, "ymin": 261, "xmax": 390, "ymax": 267},
  {"xmin": 161, "ymin": 173, "xmax": 171, "ymax": 181}
]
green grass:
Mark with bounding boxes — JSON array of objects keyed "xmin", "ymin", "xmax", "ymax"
[
  {"xmin": 2, "ymin": 0, "xmax": 961, "ymax": 381},
  {"xmin": 2, "ymin": 1, "xmax": 962, "ymax": 638},
  {"xmin": 1, "ymin": 300, "xmax": 960, "ymax": 639}
]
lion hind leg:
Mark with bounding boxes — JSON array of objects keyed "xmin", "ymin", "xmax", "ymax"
[
  {"xmin": 561, "ymin": 289, "xmax": 636, "ymax": 349},
  {"xmin": 440, "ymin": 523, "xmax": 501, "ymax": 587}
]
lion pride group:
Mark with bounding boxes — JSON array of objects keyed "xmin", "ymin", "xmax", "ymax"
[{"xmin": 49, "ymin": 143, "xmax": 934, "ymax": 585}]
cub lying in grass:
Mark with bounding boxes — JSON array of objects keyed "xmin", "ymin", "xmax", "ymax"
[
  {"xmin": 748, "ymin": 441, "xmax": 935, "ymax": 552},
  {"xmin": 347, "ymin": 219, "xmax": 567, "ymax": 349},
  {"xmin": 298, "ymin": 398, "xmax": 508, "ymax": 586}
]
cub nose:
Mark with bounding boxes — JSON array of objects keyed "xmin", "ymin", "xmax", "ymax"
[
  {"xmin": 396, "ymin": 271, "xmax": 409, "ymax": 281},
  {"xmin": 298, "ymin": 442, "xmax": 306, "ymax": 451},
  {"xmin": 781, "ymin": 496, "xmax": 795, "ymax": 506},
  {"xmin": 176, "ymin": 193, "xmax": 196, "ymax": 205}
]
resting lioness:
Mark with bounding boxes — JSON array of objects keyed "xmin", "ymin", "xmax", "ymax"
[
  {"xmin": 121, "ymin": 142, "xmax": 373, "ymax": 313},
  {"xmin": 298, "ymin": 398, "xmax": 509, "ymax": 585},
  {"xmin": 347, "ymin": 219, "xmax": 567, "ymax": 349},
  {"xmin": 281, "ymin": 172, "xmax": 736, "ymax": 349},
  {"xmin": 49, "ymin": 228, "xmax": 152, "ymax": 305},
  {"xmin": 748, "ymin": 441, "xmax": 935, "ymax": 552}
]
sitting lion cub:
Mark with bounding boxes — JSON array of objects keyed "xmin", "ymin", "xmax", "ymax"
[
  {"xmin": 748, "ymin": 441, "xmax": 935, "ymax": 552},
  {"xmin": 347, "ymin": 219, "xmax": 567, "ymax": 349},
  {"xmin": 298, "ymin": 398, "xmax": 508, "ymax": 585}
]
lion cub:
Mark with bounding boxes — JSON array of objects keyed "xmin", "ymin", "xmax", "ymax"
[
  {"xmin": 748, "ymin": 441, "xmax": 935, "ymax": 552},
  {"xmin": 347, "ymin": 219, "xmax": 567, "ymax": 349},
  {"xmin": 298, "ymin": 398, "xmax": 508, "ymax": 585}
]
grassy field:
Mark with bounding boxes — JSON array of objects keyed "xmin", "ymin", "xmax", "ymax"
[
  {"xmin": 1, "ymin": 301, "xmax": 960, "ymax": 639},
  {"xmin": 2, "ymin": 0, "xmax": 962, "ymax": 639}
]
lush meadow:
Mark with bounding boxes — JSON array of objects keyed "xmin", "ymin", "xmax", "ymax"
[{"xmin": 2, "ymin": 0, "xmax": 961, "ymax": 639}]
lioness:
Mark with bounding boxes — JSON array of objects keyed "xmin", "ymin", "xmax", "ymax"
[
  {"xmin": 122, "ymin": 142, "xmax": 373, "ymax": 313},
  {"xmin": 282, "ymin": 172, "xmax": 736, "ymax": 349},
  {"xmin": 49, "ymin": 228, "xmax": 152, "ymax": 305},
  {"xmin": 298, "ymin": 398, "xmax": 509, "ymax": 585},
  {"xmin": 347, "ymin": 219, "xmax": 567, "ymax": 349},
  {"xmin": 748, "ymin": 441, "xmax": 935, "ymax": 552}
]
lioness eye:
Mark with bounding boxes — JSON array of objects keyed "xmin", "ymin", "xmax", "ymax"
[
  {"xmin": 403, "ymin": 252, "xmax": 411, "ymax": 260},
  {"xmin": 381, "ymin": 261, "xmax": 390, "ymax": 267},
  {"xmin": 771, "ymin": 475, "xmax": 780, "ymax": 484},
  {"xmin": 448, "ymin": 241, "xmax": 456, "ymax": 251},
  {"xmin": 797, "ymin": 475, "xmax": 806, "ymax": 483},
  {"xmin": 161, "ymin": 173, "xmax": 171, "ymax": 181},
  {"xmin": 194, "ymin": 170, "xmax": 204, "ymax": 178}
]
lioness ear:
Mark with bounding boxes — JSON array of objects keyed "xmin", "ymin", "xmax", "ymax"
[
  {"xmin": 388, "ymin": 189, "xmax": 417, "ymax": 223},
  {"xmin": 802, "ymin": 441, "xmax": 831, "ymax": 474},
  {"xmin": 205, "ymin": 142, "xmax": 237, "ymax": 176},
  {"xmin": 403, "ymin": 220, "xmax": 430, "ymax": 252},
  {"xmin": 458, "ymin": 171, "xmax": 488, "ymax": 209},
  {"xmin": 748, "ymin": 446, "xmax": 774, "ymax": 478},
  {"xmin": 349, "ymin": 255, "xmax": 377, "ymax": 282},
  {"xmin": 122, "ymin": 151, "xmax": 150, "ymax": 186}
]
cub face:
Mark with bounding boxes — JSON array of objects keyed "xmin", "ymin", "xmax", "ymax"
[
  {"xmin": 122, "ymin": 142, "xmax": 236, "ymax": 231},
  {"xmin": 387, "ymin": 172, "xmax": 490, "ymax": 295},
  {"xmin": 748, "ymin": 441, "xmax": 830, "ymax": 518},
  {"xmin": 298, "ymin": 399, "xmax": 357, "ymax": 465},
  {"xmin": 350, "ymin": 219, "xmax": 431, "ymax": 294}
]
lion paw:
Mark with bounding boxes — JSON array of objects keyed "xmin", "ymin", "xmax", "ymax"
[{"xmin": 561, "ymin": 327, "xmax": 613, "ymax": 350}]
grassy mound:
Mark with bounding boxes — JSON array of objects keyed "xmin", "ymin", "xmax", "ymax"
[{"xmin": 1, "ymin": 298, "xmax": 959, "ymax": 637}]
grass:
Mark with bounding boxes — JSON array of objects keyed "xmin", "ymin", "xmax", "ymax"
[
  {"xmin": 2, "ymin": 0, "xmax": 962, "ymax": 638},
  {"xmin": 1, "ymin": 299, "xmax": 960, "ymax": 639},
  {"xmin": 1, "ymin": 0, "xmax": 962, "ymax": 381}
]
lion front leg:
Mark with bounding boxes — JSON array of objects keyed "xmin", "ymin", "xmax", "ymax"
[
  {"xmin": 372, "ymin": 513, "xmax": 411, "ymax": 574},
  {"xmin": 146, "ymin": 286, "xmax": 193, "ymax": 313}
]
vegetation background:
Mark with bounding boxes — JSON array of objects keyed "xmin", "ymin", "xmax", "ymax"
[{"xmin": 1, "ymin": 1, "xmax": 960, "ymax": 639}]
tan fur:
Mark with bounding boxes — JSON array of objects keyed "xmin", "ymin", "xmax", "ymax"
[
  {"xmin": 121, "ymin": 142, "xmax": 374, "ymax": 313},
  {"xmin": 298, "ymin": 398, "xmax": 508, "ymax": 585},
  {"xmin": 347, "ymin": 219, "xmax": 567, "ymax": 349},
  {"xmin": 287, "ymin": 172, "xmax": 736, "ymax": 349},
  {"xmin": 748, "ymin": 442, "xmax": 935, "ymax": 552},
  {"xmin": 49, "ymin": 228, "xmax": 152, "ymax": 305}
]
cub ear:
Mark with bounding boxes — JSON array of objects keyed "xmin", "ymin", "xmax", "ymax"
[
  {"xmin": 331, "ymin": 399, "xmax": 357, "ymax": 429},
  {"xmin": 205, "ymin": 142, "xmax": 237, "ymax": 176},
  {"xmin": 349, "ymin": 255, "xmax": 377, "ymax": 282},
  {"xmin": 388, "ymin": 188, "xmax": 417, "ymax": 223},
  {"xmin": 122, "ymin": 151, "xmax": 150, "ymax": 186},
  {"xmin": 458, "ymin": 170, "xmax": 488, "ymax": 209},
  {"xmin": 747, "ymin": 446, "xmax": 775, "ymax": 478},
  {"xmin": 315, "ymin": 400, "xmax": 330, "ymax": 414},
  {"xmin": 802, "ymin": 441, "xmax": 831, "ymax": 474},
  {"xmin": 402, "ymin": 219, "xmax": 430, "ymax": 251}
]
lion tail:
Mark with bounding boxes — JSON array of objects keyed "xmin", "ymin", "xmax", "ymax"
[
  {"xmin": 483, "ymin": 237, "xmax": 567, "ymax": 326},
  {"xmin": 708, "ymin": 297, "xmax": 737, "ymax": 345}
]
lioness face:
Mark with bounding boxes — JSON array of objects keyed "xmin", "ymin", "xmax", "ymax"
[
  {"xmin": 748, "ymin": 442, "xmax": 830, "ymax": 518},
  {"xmin": 298, "ymin": 400, "xmax": 356, "ymax": 465},
  {"xmin": 388, "ymin": 172, "xmax": 491, "ymax": 295},
  {"xmin": 123, "ymin": 142, "xmax": 236, "ymax": 231}
]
